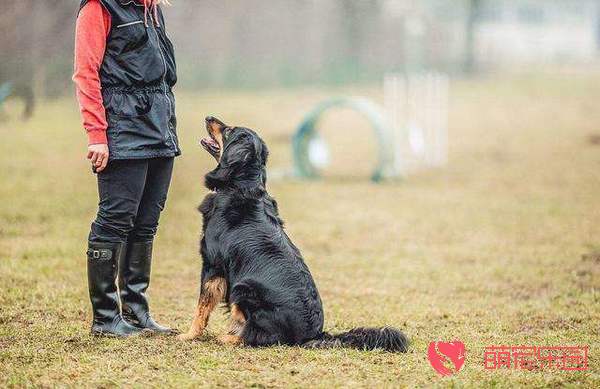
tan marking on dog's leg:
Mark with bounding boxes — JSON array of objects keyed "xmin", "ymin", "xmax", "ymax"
[
  {"xmin": 230, "ymin": 304, "xmax": 245, "ymax": 326},
  {"xmin": 178, "ymin": 277, "xmax": 227, "ymax": 341},
  {"xmin": 219, "ymin": 303, "xmax": 246, "ymax": 345},
  {"xmin": 219, "ymin": 334, "xmax": 242, "ymax": 345}
]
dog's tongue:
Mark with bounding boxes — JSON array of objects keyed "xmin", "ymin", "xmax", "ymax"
[{"xmin": 201, "ymin": 137, "xmax": 219, "ymax": 149}]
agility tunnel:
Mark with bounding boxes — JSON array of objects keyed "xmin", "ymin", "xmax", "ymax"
[{"xmin": 292, "ymin": 97, "xmax": 395, "ymax": 182}]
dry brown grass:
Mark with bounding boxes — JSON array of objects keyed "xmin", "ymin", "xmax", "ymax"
[{"xmin": 0, "ymin": 74, "xmax": 599, "ymax": 387}]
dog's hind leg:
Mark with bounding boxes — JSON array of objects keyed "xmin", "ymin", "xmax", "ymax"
[
  {"xmin": 219, "ymin": 304, "xmax": 246, "ymax": 345},
  {"xmin": 240, "ymin": 319, "xmax": 287, "ymax": 347},
  {"xmin": 178, "ymin": 277, "xmax": 227, "ymax": 341}
]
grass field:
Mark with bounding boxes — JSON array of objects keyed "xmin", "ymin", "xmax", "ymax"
[{"xmin": 1, "ymin": 74, "xmax": 599, "ymax": 387}]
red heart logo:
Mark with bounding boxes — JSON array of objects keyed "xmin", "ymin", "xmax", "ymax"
[{"xmin": 428, "ymin": 341, "xmax": 466, "ymax": 376}]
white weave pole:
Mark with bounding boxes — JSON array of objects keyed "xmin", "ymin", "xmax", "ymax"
[
  {"xmin": 436, "ymin": 73, "xmax": 449, "ymax": 166},
  {"xmin": 384, "ymin": 72, "xmax": 449, "ymax": 175},
  {"xmin": 384, "ymin": 74, "xmax": 405, "ymax": 174}
]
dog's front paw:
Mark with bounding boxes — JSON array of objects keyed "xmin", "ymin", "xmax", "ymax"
[{"xmin": 177, "ymin": 332, "xmax": 200, "ymax": 341}]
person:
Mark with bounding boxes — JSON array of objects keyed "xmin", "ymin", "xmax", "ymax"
[{"xmin": 73, "ymin": 0, "xmax": 180, "ymax": 337}]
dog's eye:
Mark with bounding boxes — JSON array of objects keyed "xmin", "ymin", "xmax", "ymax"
[{"xmin": 224, "ymin": 127, "xmax": 233, "ymax": 139}]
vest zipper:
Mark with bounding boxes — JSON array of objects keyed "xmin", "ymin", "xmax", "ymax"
[
  {"xmin": 116, "ymin": 20, "xmax": 144, "ymax": 28},
  {"xmin": 150, "ymin": 18, "xmax": 177, "ymax": 153}
]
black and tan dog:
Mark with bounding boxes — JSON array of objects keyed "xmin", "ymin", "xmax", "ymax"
[{"xmin": 178, "ymin": 116, "xmax": 408, "ymax": 352}]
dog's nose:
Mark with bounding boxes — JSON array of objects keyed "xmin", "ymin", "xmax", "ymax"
[{"xmin": 205, "ymin": 116, "xmax": 215, "ymax": 123}]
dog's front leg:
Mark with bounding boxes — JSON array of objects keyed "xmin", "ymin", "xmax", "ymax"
[{"xmin": 178, "ymin": 277, "xmax": 227, "ymax": 341}]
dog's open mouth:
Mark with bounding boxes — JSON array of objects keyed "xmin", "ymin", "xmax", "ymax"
[
  {"xmin": 200, "ymin": 136, "xmax": 220, "ymax": 157},
  {"xmin": 201, "ymin": 116, "xmax": 226, "ymax": 161}
]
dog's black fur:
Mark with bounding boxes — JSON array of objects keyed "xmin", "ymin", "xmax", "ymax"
[{"xmin": 197, "ymin": 117, "xmax": 408, "ymax": 352}]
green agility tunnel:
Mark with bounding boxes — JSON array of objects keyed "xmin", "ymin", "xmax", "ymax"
[
  {"xmin": 0, "ymin": 83, "xmax": 12, "ymax": 106},
  {"xmin": 292, "ymin": 97, "xmax": 395, "ymax": 182}
]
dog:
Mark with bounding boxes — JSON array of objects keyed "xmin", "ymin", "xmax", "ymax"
[{"xmin": 178, "ymin": 116, "xmax": 408, "ymax": 352}]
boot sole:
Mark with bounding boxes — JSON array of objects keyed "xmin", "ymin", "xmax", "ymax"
[{"xmin": 90, "ymin": 329, "xmax": 148, "ymax": 338}]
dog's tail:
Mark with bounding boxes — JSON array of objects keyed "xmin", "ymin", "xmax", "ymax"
[{"xmin": 303, "ymin": 327, "xmax": 409, "ymax": 353}]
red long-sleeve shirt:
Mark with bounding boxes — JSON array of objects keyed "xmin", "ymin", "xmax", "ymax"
[
  {"xmin": 73, "ymin": 0, "xmax": 153, "ymax": 145},
  {"xmin": 73, "ymin": 0, "xmax": 112, "ymax": 145}
]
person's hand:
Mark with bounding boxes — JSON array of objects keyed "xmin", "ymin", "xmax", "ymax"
[{"xmin": 87, "ymin": 144, "xmax": 109, "ymax": 173}]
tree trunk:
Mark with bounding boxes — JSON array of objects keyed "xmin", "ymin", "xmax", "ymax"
[{"xmin": 463, "ymin": 0, "xmax": 481, "ymax": 75}]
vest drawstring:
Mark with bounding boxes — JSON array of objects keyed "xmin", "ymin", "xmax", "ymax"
[
  {"xmin": 143, "ymin": 1, "xmax": 159, "ymax": 28},
  {"xmin": 153, "ymin": 2, "xmax": 160, "ymax": 27}
]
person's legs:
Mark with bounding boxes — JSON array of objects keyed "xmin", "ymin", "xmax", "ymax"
[
  {"xmin": 128, "ymin": 157, "xmax": 174, "ymax": 242},
  {"xmin": 87, "ymin": 159, "xmax": 149, "ymax": 337},
  {"xmin": 89, "ymin": 159, "xmax": 149, "ymax": 243},
  {"xmin": 119, "ymin": 157, "xmax": 175, "ymax": 334}
]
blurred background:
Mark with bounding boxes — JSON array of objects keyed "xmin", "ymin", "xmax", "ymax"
[
  {"xmin": 3, "ymin": 0, "xmax": 600, "ymax": 99},
  {"xmin": 4, "ymin": 0, "xmax": 600, "ymax": 179}
]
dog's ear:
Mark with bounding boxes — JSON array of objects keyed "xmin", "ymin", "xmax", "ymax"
[
  {"xmin": 252, "ymin": 136, "xmax": 269, "ymax": 166},
  {"xmin": 229, "ymin": 140, "xmax": 255, "ymax": 166},
  {"xmin": 259, "ymin": 138, "xmax": 269, "ymax": 165}
]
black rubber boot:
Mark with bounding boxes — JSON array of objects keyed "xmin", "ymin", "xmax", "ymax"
[
  {"xmin": 87, "ymin": 242, "xmax": 143, "ymax": 337},
  {"xmin": 119, "ymin": 241, "xmax": 174, "ymax": 334}
]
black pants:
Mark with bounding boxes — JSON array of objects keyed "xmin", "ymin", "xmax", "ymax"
[{"xmin": 89, "ymin": 158, "xmax": 174, "ymax": 243}]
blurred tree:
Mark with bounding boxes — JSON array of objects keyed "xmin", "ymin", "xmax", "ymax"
[
  {"xmin": 0, "ymin": 0, "xmax": 75, "ymax": 119},
  {"xmin": 336, "ymin": 0, "xmax": 383, "ymax": 82},
  {"xmin": 0, "ymin": 0, "xmax": 35, "ymax": 119},
  {"xmin": 463, "ymin": 0, "xmax": 481, "ymax": 74},
  {"xmin": 597, "ymin": 0, "xmax": 600, "ymax": 51}
]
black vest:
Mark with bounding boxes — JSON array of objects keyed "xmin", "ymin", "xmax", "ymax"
[{"xmin": 79, "ymin": 0, "xmax": 180, "ymax": 159}]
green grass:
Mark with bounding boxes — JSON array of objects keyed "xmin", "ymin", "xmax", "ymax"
[{"xmin": 1, "ymin": 75, "xmax": 599, "ymax": 387}]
